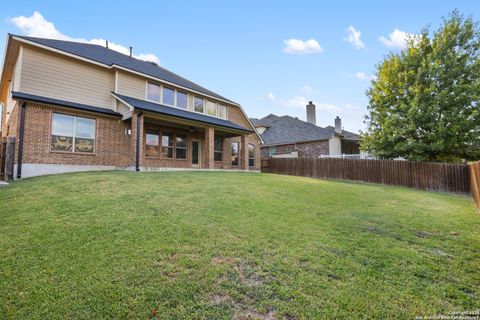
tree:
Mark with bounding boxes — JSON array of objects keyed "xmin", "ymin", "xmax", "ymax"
[{"xmin": 363, "ymin": 11, "xmax": 480, "ymax": 162}]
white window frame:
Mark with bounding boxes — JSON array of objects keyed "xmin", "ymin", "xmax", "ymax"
[
  {"xmin": 51, "ymin": 113, "xmax": 96, "ymax": 154},
  {"xmin": 144, "ymin": 81, "xmax": 230, "ymax": 120}
]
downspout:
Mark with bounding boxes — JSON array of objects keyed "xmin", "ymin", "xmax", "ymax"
[
  {"xmin": 135, "ymin": 112, "xmax": 142, "ymax": 172},
  {"xmin": 16, "ymin": 102, "xmax": 26, "ymax": 179}
]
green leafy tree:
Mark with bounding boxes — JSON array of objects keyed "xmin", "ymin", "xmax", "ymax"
[{"xmin": 363, "ymin": 10, "xmax": 480, "ymax": 162}]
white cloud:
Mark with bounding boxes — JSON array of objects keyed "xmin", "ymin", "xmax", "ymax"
[
  {"xmin": 283, "ymin": 38, "xmax": 323, "ymax": 55},
  {"xmin": 10, "ymin": 11, "xmax": 160, "ymax": 64},
  {"xmin": 379, "ymin": 28, "xmax": 418, "ymax": 50},
  {"xmin": 344, "ymin": 25, "xmax": 365, "ymax": 50},
  {"xmin": 266, "ymin": 92, "xmax": 276, "ymax": 102},
  {"xmin": 354, "ymin": 72, "xmax": 375, "ymax": 81},
  {"xmin": 301, "ymin": 85, "xmax": 313, "ymax": 94}
]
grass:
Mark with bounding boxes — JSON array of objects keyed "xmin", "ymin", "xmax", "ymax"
[{"xmin": 0, "ymin": 171, "xmax": 479, "ymax": 319}]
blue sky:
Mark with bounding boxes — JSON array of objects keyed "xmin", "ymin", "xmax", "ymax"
[{"xmin": 1, "ymin": 0, "xmax": 478, "ymax": 132}]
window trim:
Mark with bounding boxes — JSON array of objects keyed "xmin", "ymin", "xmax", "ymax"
[{"xmin": 50, "ymin": 112, "xmax": 97, "ymax": 155}]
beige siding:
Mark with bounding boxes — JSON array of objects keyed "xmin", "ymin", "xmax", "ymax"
[
  {"xmin": 117, "ymin": 71, "xmax": 145, "ymax": 99},
  {"xmin": 20, "ymin": 45, "xmax": 114, "ymax": 109},
  {"xmin": 12, "ymin": 46, "xmax": 23, "ymax": 92}
]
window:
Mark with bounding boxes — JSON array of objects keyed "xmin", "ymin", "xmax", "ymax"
[
  {"xmin": 146, "ymin": 129, "xmax": 159, "ymax": 157},
  {"xmin": 162, "ymin": 130, "xmax": 174, "ymax": 158},
  {"xmin": 147, "ymin": 82, "xmax": 161, "ymax": 102},
  {"xmin": 214, "ymin": 135, "xmax": 223, "ymax": 161},
  {"xmin": 163, "ymin": 87, "xmax": 175, "ymax": 106},
  {"xmin": 49, "ymin": 114, "xmax": 93, "ymax": 153},
  {"xmin": 176, "ymin": 133, "xmax": 187, "ymax": 159},
  {"xmin": 51, "ymin": 113, "xmax": 95, "ymax": 153},
  {"xmin": 194, "ymin": 96, "xmax": 204, "ymax": 113},
  {"xmin": 176, "ymin": 91, "xmax": 188, "ymax": 109},
  {"xmin": 231, "ymin": 142, "xmax": 239, "ymax": 166},
  {"xmin": 206, "ymin": 100, "xmax": 216, "ymax": 116},
  {"xmin": 217, "ymin": 104, "xmax": 227, "ymax": 119},
  {"xmin": 269, "ymin": 146, "xmax": 276, "ymax": 157},
  {"xmin": 248, "ymin": 144, "xmax": 255, "ymax": 167}
]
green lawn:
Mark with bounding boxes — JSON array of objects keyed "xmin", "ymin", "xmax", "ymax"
[{"xmin": 0, "ymin": 171, "xmax": 479, "ymax": 319}]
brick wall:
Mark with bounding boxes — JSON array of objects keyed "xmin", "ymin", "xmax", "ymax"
[
  {"xmin": 22, "ymin": 103, "xmax": 131, "ymax": 167},
  {"xmin": 261, "ymin": 140, "xmax": 330, "ymax": 159},
  {"xmin": 11, "ymin": 102, "xmax": 262, "ymax": 172}
]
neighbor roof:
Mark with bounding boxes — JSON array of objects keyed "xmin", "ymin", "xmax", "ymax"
[
  {"xmin": 250, "ymin": 114, "xmax": 361, "ymax": 145},
  {"xmin": 112, "ymin": 93, "xmax": 252, "ymax": 133},
  {"xmin": 250, "ymin": 114, "xmax": 332, "ymax": 145},
  {"xmin": 325, "ymin": 126, "xmax": 362, "ymax": 141},
  {"xmin": 13, "ymin": 34, "xmax": 236, "ymax": 104}
]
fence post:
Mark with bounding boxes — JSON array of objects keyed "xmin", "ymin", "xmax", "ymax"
[{"xmin": 4, "ymin": 137, "xmax": 15, "ymax": 182}]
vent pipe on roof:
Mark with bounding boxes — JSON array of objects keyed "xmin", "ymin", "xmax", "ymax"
[
  {"xmin": 105, "ymin": 40, "xmax": 109, "ymax": 49},
  {"xmin": 306, "ymin": 101, "xmax": 316, "ymax": 125},
  {"xmin": 129, "ymin": 46, "xmax": 132, "ymax": 58}
]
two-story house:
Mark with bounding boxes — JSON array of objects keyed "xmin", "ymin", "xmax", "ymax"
[{"xmin": 0, "ymin": 34, "xmax": 262, "ymax": 179}]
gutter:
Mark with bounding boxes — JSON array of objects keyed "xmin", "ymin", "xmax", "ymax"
[
  {"xmin": 16, "ymin": 102, "xmax": 26, "ymax": 178},
  {"xmin": 135, "ymin": 112, "xmax": 142, "ymax": 172}
]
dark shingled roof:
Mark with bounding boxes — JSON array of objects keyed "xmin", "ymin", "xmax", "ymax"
[
  {"xmin": 324, "ymin": 126, "xmax": 362, "ymax": 141},
  {"xmin": 113, "ymin": 93, "xmax": 252, "ymax": 133},
  {"xmin": 12, "ymin": 91, "xmax": 122, "ymax": 117},
  {"xmin": 14, "ymin": 34, "xmax": 235, "ymax": 104},
  {"xmin": 250, "ymin": 114, "xmax": 361, "ymax": 145}
]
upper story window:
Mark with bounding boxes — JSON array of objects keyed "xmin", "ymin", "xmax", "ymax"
[
  {"xmin": 194, "ymin": 96, "xmax": 204, "ymax": 113},
  {"xmin": 217, "ymin": 104, "xmax": 227, "ymax": 120},
  {"xmin": 176, "ymin": 91, "xmax": 188, "ymax": 109},
  {"xmin": 206, "ymin": 100, "xmax": 217, "ymax": 116},
  {"xmin": 51, "ymin": 113, "xmax": 95, "ymax": 153},
  {"xmin": 162, "ymin": 87, "xmax": 175, "ymax": 106},
  {"xmin": 147, "ymin": 82, "xmax": 161, "ymax": 102},
  {"xmin": 145, "ymin": 82, "xmax": 229, "ymax": 121}
]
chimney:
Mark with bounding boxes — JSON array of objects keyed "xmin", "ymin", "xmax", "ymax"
[
  {"xmin": 306, "ymin": 101, "xmax": 316, "ymax": 125},
  {"xmin": 334, "ymin": 116, "xmax": 342, "ymax": 134},
  {"xmin": 129, "ymin": 46, "xmax": 132, "ymax": 58}
]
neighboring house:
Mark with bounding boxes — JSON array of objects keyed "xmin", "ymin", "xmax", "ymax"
[
  {"xmin": 251, "ymin": 102, "xmax": 361, "ymax": 158},
  {"xmin": 0, "ymin": 34, "xmax": 262, "ymax": 179}
]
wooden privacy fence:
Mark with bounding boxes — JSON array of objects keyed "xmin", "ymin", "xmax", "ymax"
[
  {"xmin": 469, "ymin": 161, "xmax": 480, "ymax": 209},
  {"xmin": 0, "ymin": 138, "xmax": 5, "ymax": 179},
  {"xmin": 262, "ymin": 158, "xmax": 470, "ymax": 194}
]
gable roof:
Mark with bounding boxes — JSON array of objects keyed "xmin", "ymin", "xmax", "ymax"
[
  {"xmin": 12, "ymin": 34, "xmax": 235, "ymax": 104},
  {"xmin": 112, "ymin": 93, "xmax": 251, "ymax": 133},
  {"xmin": 250, "ymin": 114, "xmax": 361, "ymax": 145}
]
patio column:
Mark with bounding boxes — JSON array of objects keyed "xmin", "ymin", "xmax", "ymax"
[
  {"xmin": 204, "ymin": 127, "xmax": 214, "ymax": 169},
  {"xmin": 240, "ymin": 135, "xmax": 249, "ymax": 170},
  {"xmin": 131, "ymin": 112, "xmax": 144, "ymax": 171}
]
